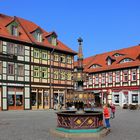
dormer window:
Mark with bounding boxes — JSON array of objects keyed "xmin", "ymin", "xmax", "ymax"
[
  {"xmin": 113, "ymin": 53, "xmax": 123, "ymax": 57},
  {"xmin": 11, "ymin": 25, "xmax": 18, "ymax": 36},
  {"xmin": 106, "ymin": 56, "xmax": 115, "ymax": 65},
  {"xmin": 46, "ymin": 32, "xmax": 57, "ymax": 46},
  {"xmin": 32, "ymin": 29, "xmax": 42, "ymax": 42},
  {"xmin": 120, "ymin": 58, "xmax": 133, "ymax": 63},
  {"xmin": 89, "ymin": 64, "xmax": 101, "ymax": 69},
  {"xmin": 51, "ymin": 36, "xmax": 57, "ymax": 46},
  {"xmin": 107, "ymin": 58, "xmax": 112, "ymax": 65},
  {"xmin": 37, "ymin": 32, "xmax": 42, "ymax": 42}
]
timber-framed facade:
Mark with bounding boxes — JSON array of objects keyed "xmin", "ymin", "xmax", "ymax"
[
  {"xmin": 74, "ymin": 45, "xmax": 140, "ymax": 107},
  {"xmin": 0, "ymin": 13, "xmax": 76, "ymax": 111}
]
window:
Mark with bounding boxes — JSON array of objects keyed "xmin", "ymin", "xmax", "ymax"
[
  {"xmin": 114, "ymin": 95, "xmax": 119, "ymax": 103},
  {"xmin": 17, "ymin": 65, "xmax": 24, "ymax": 76},
  {"xmin": 33, "ymin": 29, "xmax": 42, "ymax": 42},
  {"xmin": 60, "ymin": 55, "xmax": 65, "ymax": 63},
  {"xmin": 0, "ymin": 41, "xmax": 2, "ymax": 52},
  {"xmin": 107, "ymin": 58, "xmax": 112, "ymax": 65},
  {"xmin": 7, "ymin": 43, "xmax": 15, "ymax": 54},
  {"xmin": 54, "ymin": 70, "xmax": 59, "ymax": 79},
  {"xmin": 8, "ymin": 63, "xmax": 14, "ymax": 75},
  {"xmin": 115, "ymin": 71, "xmax": 120, "ymax": 83},
  {"xmin": 42, "ymin": 51, "xmax": 48, "ymax": 60},
  {"xmin": 41, "ymin": 67, "xmax": 48, "ymax": 78},
  {"xmin": 101, "ymin": 73, "xmax": 106, "ymax": 84},
  {"xmin": 67, "ymin": 56, "xmax": 72, "ymax": 64},
  {"xmin": 0, "ymin": 62, "xmax": 2, "ymax": 74},
  {"xmin": 60, "ymin": 71, "xmax": 65, "ymax": 80},
  {"xmin": 95, "ymin": 75, "xmax": 99, "ymax": 84},
  {"xmin": 113, "ymin": 53, "xmax": 123, "ymax": 57},
  {"xmin": 131, "ymin": 70, "xmax": 136, "ymax": 81},
  {"xmin": 34, "ymin": 49, "xmax": 39, "ymax": 58},
  {"xmin": 108, "ymin": 73, "xmax": 113, "ymax": 83},
  {"xmin": 120, "ymin": 58, "xmax": 133, "ymax": 63},
  {"xmin": 90, "ymin": 64, "xmax": 101, "ymax": 68},
  {"xmin": 37, "ymin": 32, "xmax": 42, "ymax": 42},
  {"xmin": 123, "ymin": 70, "xmax": 128, "ymax": 82},
  {"xmin": 67, "ymin": 72, "xmax": 72, "ymax": 80},
  {"xmin": 17, "ymin": 45, "xmax": 24, "ymax": 55},
  {"xmin": 132, "ymin": 94, "xmax": 138, "ymax": 103},
  {"xmin": 11, "ymin": 25, "xmax": 18, "ymax": 36},
  {"xmin": 88, "ymin": 77, "xmax": 92, "ymax": 85},
  {"xmin": 54, "ymin": 54, "xmax": 59, "ymax": 61},
  {"xmin": 51, "ymin": 36, "xmax": 57, "ymax": 46},
  {"xmin": 34, "ymin": 66, "xmax": 39, "ymax": 77}
]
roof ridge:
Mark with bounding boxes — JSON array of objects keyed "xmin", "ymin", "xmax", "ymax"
[{"xmin": 84, "ymin": 45, "xmax": 140, "ymax": 59}]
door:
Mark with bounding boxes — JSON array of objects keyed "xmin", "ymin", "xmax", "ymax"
[
  {"xmin": 44, "ymin": 91, "xmax": 49, "ymax": 109},
  {"xmin": 8, "ymin": 88, "xmax": 24, "ymax": 110},
  {"xmin": 38, "ymin": 92, "xmax": 43, "ymax": 109},
  {"xmin": 31, "ymin": 92, "xmax": 37, "ymax": 109},
  {"xmin": 53, "ymin": 93, "xmax": 58, "ymax": 110}
]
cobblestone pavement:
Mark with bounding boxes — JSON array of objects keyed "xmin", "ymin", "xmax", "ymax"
[{"xmin": 0, "ymin": 108, "xmax": 139, "ymax": 140}]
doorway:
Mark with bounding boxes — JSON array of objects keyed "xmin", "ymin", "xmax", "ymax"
[{"xmin": 8, "ymin": 87, "xmax": 24, "ymax": 110}]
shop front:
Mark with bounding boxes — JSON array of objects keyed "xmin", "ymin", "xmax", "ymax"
[
  {"xmin": 53, "ymin": 90, "xmax": 65, "ymax": 110},
  {"xmin": 8, "ymin": 87, "xmax": 24, "ymax": 110},
  {"xmin": 31, "ymin": 88, "xmax": 50, "ymax": 110},
  {"xmin": 112, "ymin": 89, "xmax": 140, "ymax": 107}
]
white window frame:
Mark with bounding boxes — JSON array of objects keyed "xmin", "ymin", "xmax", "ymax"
[
  {"xmin": 131, "ymin": 69, "xmax": 137, "ymax": 81},
  {"xmin": 11, "ymin": 25, "xmax": 18, "ymax": 36},
  {"xmin": 17, "ymin": 45, "xmax": 24, "ymax": 56},
  {"xmin": 34, "ymin": 49, "xmax": 39, "ymax": 58},
  {"xmin": 123, "ymin": 70, "xmax": 128, "ymax": 82},
  {"xmin": 8, "ymin": 63, "xmax": 14, "ymax": 75},
  {"xmin": 95, "ymin": 75, "xmax": 99, "ymax": 84},
  {"xmin": 115, "ymin": 71, "xmax": 120, "ymax": 83},
  {"xmin": 41, "ymin": 67, "xmax": 48, "ymax": 78},
  {"xmin": 34, "ymin": 66, "xmax": 40, "ymax": 77},
  {"xmin": 17, "ymin": 64, "xmax": 24, "ymax": 76},
  {"xmin": 101, "ymin": 73, "xmax": 106, "ymax": 84},
  {"xmin": 7, "ymin": 43, "xmax": 15, "ymax": 55},
  {"xmin": 108, "ymin": 73, "xmax": 113, "ymax": 83}
]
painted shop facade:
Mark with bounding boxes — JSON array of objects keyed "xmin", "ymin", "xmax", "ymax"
[{"xmin": 0, "ymin": 13, "xmax": 76, "ymax": 111}]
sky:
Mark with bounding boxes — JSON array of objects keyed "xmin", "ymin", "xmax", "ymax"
[{"xmin": 1, "ymin": 0, "xmax": 140, "ymax": 58}]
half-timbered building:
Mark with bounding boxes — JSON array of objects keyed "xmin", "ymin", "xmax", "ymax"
[
  {"xmin": 0, "ymin": 13, "xmax": 76, "ymax": 110},
  {"xmin": 74, "ymin": 45, "xmax": 140, "ymax": 107}
]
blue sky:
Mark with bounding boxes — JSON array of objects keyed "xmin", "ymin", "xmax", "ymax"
[{"xmin": 1, "ymin": 0, "xmax": 140, "ymax": 58}]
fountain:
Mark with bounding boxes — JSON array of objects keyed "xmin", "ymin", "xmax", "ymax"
[{"xmin": 50, "ymin": 38, "xmax": 108, "ymax": 138}]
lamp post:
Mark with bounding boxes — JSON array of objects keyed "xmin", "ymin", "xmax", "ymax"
[{"xmin": 49, "ymin": 47, "xmax": 55, "ymax": 109}]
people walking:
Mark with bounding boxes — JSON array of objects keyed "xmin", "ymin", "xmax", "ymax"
[
  {"xmin": 110, "ymin": 103, "xmax": 116, "ymax": 119},
  {"xmin": 103, "ymin": 104, "xmax": 111, "ymax": 131}
]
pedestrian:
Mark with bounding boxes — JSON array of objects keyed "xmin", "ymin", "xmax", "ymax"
[
  {"xmin": 110, "ymin": 103, "xmax": 116, "ymax": 119},
  {"xmin": 103, "ymin": 104, "xmax": 111, "ymax": 131}
]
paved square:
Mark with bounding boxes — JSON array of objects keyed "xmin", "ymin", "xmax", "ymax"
[{"xmin": 0, "ymin": 108, "xmax": 140, "ymax": 140}]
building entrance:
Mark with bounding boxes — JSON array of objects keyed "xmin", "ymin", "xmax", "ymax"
[
  {"xmin": 8, "ymin": 87, "xmax": 24, "ymax": 110},
  {"xmin": 31, "ymin": 89, "xmax": 49, "ymax": 110}
]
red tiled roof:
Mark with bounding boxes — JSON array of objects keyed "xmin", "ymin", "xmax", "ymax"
[
  {"xmin": 0, "ymin": 13, "xmax": 77, "ymax": 55},
  {"xmin": 75, "ymin": 45, "xmax": 140, "ymax": 73}
]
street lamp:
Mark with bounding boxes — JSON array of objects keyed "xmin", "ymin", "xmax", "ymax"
[{"xmin": 49, "ymin": 47, "xmax": 55, "ymax": 109}]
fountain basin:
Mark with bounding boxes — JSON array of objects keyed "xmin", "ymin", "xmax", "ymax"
[{"xmin": 56, "ymin": 111, "xmax": 103, "ymax": 132}]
